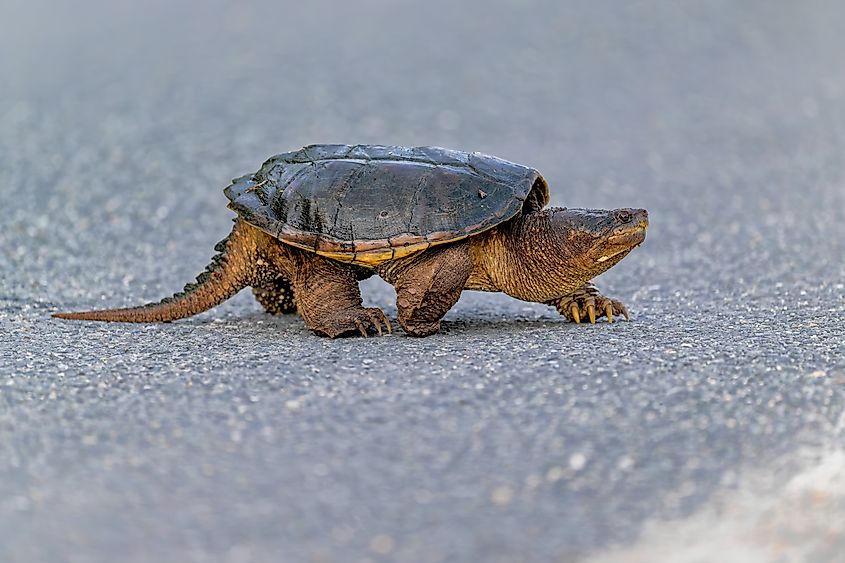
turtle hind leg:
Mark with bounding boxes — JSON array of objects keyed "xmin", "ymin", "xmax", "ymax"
[
  {"xmin": 546, "ymin": 283, "xmax": 630, "ymax": 324},
  {"xmin": 252, "ymin": 275, "xmax": 297, "ymax": 315}
]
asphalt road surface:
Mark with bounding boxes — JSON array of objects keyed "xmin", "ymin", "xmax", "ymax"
[{"xmin": 2, "ymin": 1, "xmax": 844, "ymax": 562}]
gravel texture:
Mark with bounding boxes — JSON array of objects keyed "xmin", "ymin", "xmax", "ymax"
[{"xmin": 2, "ymin": 1, "xmax": 844, "ymax": 562}]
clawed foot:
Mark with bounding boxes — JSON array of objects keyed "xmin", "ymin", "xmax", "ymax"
[
  {"xmin": 310, "ymin": 307, "xmax": 392, "ymax": 338},
  {"xmin": 549, "ymin": 285, "xmax": 629, "ymax": 324}
]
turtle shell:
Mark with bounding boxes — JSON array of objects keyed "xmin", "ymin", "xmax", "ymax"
[{"xmin": 224, "ymin": 144, "xmax": 548, "ymax": 265}]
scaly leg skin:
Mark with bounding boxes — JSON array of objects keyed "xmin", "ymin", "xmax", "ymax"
[
  {"xmin": 547, "ymin": 283, "xmax": 630, "ymax": 324},
  {"xmin": 292, "ymin": 252, "xmax": 390, "ymax": 338},
  {"xmin": 252, "ymin": 275, "xmax": 297, "ymax": 315},
  {"xmin": 383, "ymin": 243, "xmax": 472, "ymax": 337}
]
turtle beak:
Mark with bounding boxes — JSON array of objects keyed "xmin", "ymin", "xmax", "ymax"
[
  {"xmin": 596, "ymin": 209, "xmax": 648, "ymax": 263},
  {"xmin": 607, "ymin": 209, "xmax": 648, "ymax": 246}
]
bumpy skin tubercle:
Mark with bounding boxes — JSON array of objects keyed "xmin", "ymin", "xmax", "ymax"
[
  {"xmin": 54, "ymin": 145, "xmax": 648, "ymax": 337},
  {"xmin": 252, "ymin": 276, "xmax": 297, "ymax": 315}
]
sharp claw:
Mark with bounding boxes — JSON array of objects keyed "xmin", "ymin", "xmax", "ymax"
[
  {"xmin": 378, "ymin": 310, "xmax": 387, "ymax": 333},
  {"xmin": 605, "ymin": 304, "xmax": 613, "ymax": 323},
  {"xmin": 587, "ymin": 304, "xmax": 596, "ymax": 324},
  {"xmin": 355, "ymin": 319, "xmax": 368, "ymax": 337},
  {"xmin": 570, "ymin": 303, "xmax": 580, "ymax": 323},
  {"xmin": 621, "ymin": 304, "xmax": 630, "ymax": 321},
  {"xmin": 366, "ymin": 309, "xmax": 391, "ymax": 336},
  {"xmin": 366, "ymin": 311, "xmax": 383, "ymax": 336}
]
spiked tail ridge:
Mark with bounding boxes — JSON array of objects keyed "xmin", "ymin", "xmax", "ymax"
[{"xmin": 53, "ymin": 220, "xmax": 259, "ymax": 323}]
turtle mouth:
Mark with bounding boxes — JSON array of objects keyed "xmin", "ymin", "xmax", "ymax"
[
  {"xmin": 606, "ymin": 225, "xmax": 647, "ymax": 247},
  {"xmin": 597, "ymin": 222, "xmax": 648, "ymax": 263},
  {"xmin": 607, "ymin": 213, "xmax": 648, "ymax": 246}
]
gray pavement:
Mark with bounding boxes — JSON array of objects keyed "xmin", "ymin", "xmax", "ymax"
[{"xmin": 2, "ymin": 1, "xmax": 845, "ymax": 562}]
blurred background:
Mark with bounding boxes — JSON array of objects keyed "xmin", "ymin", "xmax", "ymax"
[
  {"xmin": 2, "ymin": 0, "xmax": 843, "ymax": 290},
  {"xmin": 1, "ymin": 1, "xmax": 844, "ymax": 562}
]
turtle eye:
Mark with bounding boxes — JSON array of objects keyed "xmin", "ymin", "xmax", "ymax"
[{"xmin": 618, "ymin": 210, "xmax": 632, "ymax": 223}]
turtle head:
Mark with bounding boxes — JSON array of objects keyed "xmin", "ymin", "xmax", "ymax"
[
  {"xmin": 475, "ymin": 206, "xmax": 648, "ymax": 302},
  {"xmin": 549, "ymin": 207, "xmax": 649, "ymax": 275}
]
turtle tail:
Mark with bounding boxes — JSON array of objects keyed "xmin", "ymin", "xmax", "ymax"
[{"xmin": 53, "ymin": 220, "xmax": 259, "ymax": 323}]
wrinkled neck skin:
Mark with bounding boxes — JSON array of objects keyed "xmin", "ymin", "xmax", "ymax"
[{"xmin": 470, "ymin": 208, "xmax": 636, "ymax": 302}]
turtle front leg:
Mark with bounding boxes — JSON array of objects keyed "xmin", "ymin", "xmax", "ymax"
[
  {"xmin": 292, "ymin": 253, "xmax": 390, "ymax": 338},
  {"xmin": 382, "ymin": 243, "xmax": 472, "ymax": 337},
  {"xmin": 546, "ymin": 283, "xmax": 630, "ymax": 324}
]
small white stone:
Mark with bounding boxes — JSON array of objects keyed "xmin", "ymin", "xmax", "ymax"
[
  {"xmin": 369, "ymin": 534, "xmax": 395, "ymax": 555},
  {"xmin": 546, "ymin": 466, "xmax": 565, "ymax": 482},
  {"xmin": 491, "ymin": 485, "xmax": 514, "ymax": 506},
  {"xmin": 569, "ymin": 453, "xmax": 587, "ymax": 471},
  {"xmin": 618, "ymin": 455, "xmax": 635, "ymax": 470}
]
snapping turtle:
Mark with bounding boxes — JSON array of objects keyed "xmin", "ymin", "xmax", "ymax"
[{"xmin": 54, "ymin": 144, "xmax": 648, "ymax": 337}]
